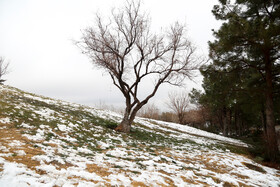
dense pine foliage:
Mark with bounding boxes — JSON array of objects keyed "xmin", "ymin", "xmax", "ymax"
[{"xmin": 190, "ymin": 0, "xmax": 280, "ymax": 162}]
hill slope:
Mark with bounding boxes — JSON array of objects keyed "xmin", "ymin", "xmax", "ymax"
[{"xmin": 0, "ymin": 85, "xmax": 279, "ymax": 186}]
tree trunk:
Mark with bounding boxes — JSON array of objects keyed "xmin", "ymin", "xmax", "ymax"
[
  {"xmin": 264, "ymin": 60, "xmax": 279, "ymax": 161},
  {"xmin": 218, "ymin": 111, "xmax": 223, "ymax": 133},
  {"xmin": 229, "ymin": 109, "xmax": 232, "ymax": 136},
  {"xmin": 178, "ymin": 113, "xmax": 185, "ymax": 125},
  {"xmin": 237, "ymin": 116, "xmax": 241, "ymax": 137},
  {"xmin": 115, "ymin": 103, "xmax": 141, "ymax": 133},
  {"xmin": 115, "ymin": 108, "xmax": 131, "ymax": 133},
  {"xmin": 260, "ymin": 109, "xmax": 267, "ymax": 140},
  {"xmin": 265, "ymin": 91, "xmax": 278, "ymax": 161},
  {"xmin": 241, "ymin": 120, "xmax": 244, "ymax": 136},
  {"xmin": 234, "ymin": 109, "xmax": 238, "ymax": 136},
  {"xmin": 115, "ymin": 104, "xmax": 134, "ymax": 133},
  {"xmin": 222, "ymin": 107, "xmax": 228, "ymax": 136},
  {"xmin": 115, "ymin": 116, "xmax": 131, "ymax": 133}
]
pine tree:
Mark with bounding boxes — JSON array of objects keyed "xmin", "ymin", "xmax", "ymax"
[{"xmin": 210, "ymin": 0, "xmax": 280, "ymax": 161}]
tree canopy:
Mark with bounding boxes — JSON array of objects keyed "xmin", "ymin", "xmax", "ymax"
[
  {"xmin": 191, "ymin": 0, "xmax": 280, "ymax": 161},
  {"xmin": 78, "ymin": 1, "xmax": 200, "ymax": 132}
]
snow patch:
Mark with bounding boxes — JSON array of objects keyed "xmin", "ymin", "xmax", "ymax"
[
  {"xmin": 8, "ymin": 140, "xmax": 24, "ymax": 147},
  {"xmin": 0, "ymin": 117, "xmax": 10, "ymax": 124},
  {"xmin": 16, "ymin": 150, "xmax": 26, "ymax": 156}
]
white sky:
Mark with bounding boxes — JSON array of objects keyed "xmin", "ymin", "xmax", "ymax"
[{"xmin": 0, "ymin": 0, "xmax": 220, "ymax": 111}]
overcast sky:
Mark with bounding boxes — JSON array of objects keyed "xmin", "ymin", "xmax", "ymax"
[{"xmin": 0, "ymin": 0, "xmax": 220, "ymax": 111}]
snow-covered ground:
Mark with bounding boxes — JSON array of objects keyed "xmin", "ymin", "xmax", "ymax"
[{"xmin": 0, "ymin": 85, "xmax": 279, "ymax": 186}]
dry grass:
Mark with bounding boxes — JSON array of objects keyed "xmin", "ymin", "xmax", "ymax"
[
  {"xmin": 66, "ymin": 175, "xmax": 110, "ymax": 186},
  {"xmin": 230, "ymin": 172, "xmax": 250, "ymax": 180},
  {"xmin": 0, "ymin": 163, "xmax": 3, "ymax": 172},
  {"xmin": 0, "ymin": 122, "xmax": 44, "ymax": 171},
  {"xmin": 237, "ymin": 182, "xmax": 254, "ymax": 187},
  {"xmin": 0, "ymin": 122, "xmax": 73, "ymax": 174},
  {"xmin": 242, "ymin": 162, "xmax": 266, "ymax": 173},
  {"xmin": 131, "ymin": 181, "xmax": 148, "ymax": 186},
  {"xmin": 86, "ymin": 163, "xmax": 112, "ymax": 177},
  {"xmin": 180, "ymin": 176, "xmax": 198, "ymax": 185}
]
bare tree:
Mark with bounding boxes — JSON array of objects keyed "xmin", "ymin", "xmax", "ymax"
[
  {"xmin": 0, "ymin": 57, "xmax": 10, "ymax": 84},
  {"xmin": 77, "ymin": 1, "xmax": 200, "ymax": 132},
  {"xmin": 138, "ymin": 103, "xmax": 160, "ymax": 120},
  {"xmin": 166, "ymin": 91, "xmax": 190, "ymax": 124}
]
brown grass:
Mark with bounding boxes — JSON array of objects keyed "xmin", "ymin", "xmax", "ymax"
[
  {"xmin": 237, "ymin": 182, "xmax": 254, "ymax": 187},
  {"xmin": 66, "ymin": 175, "xmax": 110, "ymax": 186},
  {"xmin": 0, "ymin": 163, "xmax": 3, "ymax": 172},
  {"xmin": 0, "ymin": 122, "xmax": 74, "ymax": 173},
  {"xmin": 86, "ymin": 163, "xmax": 112, "ymax": 177},
  {"xmin": 0, "ymin": 122, "xmax": 44, "ymax": 171},
  {"xmin": 230, "ymin": 172, "xmax": 250, "ymax": 180},
  {"xmin": 242, "ymin": 162, "xmax": 266, "ymax": 173},
  {"xmin": 131, "ymin": 181, "xmax": 148, "ymax": 187},
  {"xmin": 180, "ymin": 176, "xmax": 198, "ymax": 184}
]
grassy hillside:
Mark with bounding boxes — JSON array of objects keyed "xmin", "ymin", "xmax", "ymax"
[{"xmin": 0, "ymin": 85, "xmax": 279, "ymax": 186}]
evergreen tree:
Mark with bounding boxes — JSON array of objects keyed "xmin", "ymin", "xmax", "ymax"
[{"xmin": 210, "ymin": 0, "xmax": 280, "ymax": 161}]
